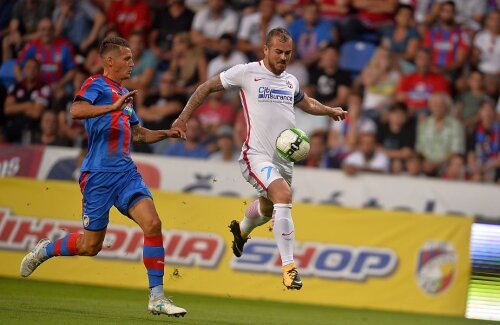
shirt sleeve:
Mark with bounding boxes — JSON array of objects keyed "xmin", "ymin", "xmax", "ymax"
[
  {"xmin": 219, "ymin": 64, "xmax": 246, "ymax": 89},
  {"xmin": 16, "ymin": 43, "xmax": 36, "ymax": 66},
  {"xmin": 74, "ymin": 78, "xmax": 102, "ymax": 104},
  {"xmin": 237, "ymin": 15, "xmax": 252, "ymax": 41},
  {"xmin": 62, "ymin": 44, "xmax": 76, "ymax": 72},
  {"xmin": 291, "ymin": 75, "xmax": 304, "ymax": 104},
  {"xmin": 130, "ymin": 109, "xmax": 140, "ymax": 126},
  {"xmin": 191, "ymin": 10, "xmax": 206, "ymax": 31}
]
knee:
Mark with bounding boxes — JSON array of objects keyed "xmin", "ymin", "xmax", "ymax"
[
  {"xmin": 270, "ymin": 187, "xmax": 292, "ymax": 204},
  {"xmin": 143, "ymin": 216, "xmax": 162, "ymax": 236}
]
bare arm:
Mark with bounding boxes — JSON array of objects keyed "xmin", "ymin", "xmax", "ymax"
[
  {"xmin": 70, "ymin": 90, "xmax": 137, "ymax": 119},
  {"xmin": 296, "ymin": 93, "xmax": 347, "ymax": 120},
  {"xmin": 4, "ymin": 95, "xmax": 45, "ymax": 118},
  {"xmin": 131, "ymin": 124, "xmax": 181, "ymax": 144},
  {"xmin": 171, "ymin": 75, "xmax": 225, "ymax": 138}
]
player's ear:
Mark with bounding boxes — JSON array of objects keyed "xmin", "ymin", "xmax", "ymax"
[{"xmin": 104, "ymin": 55, "xmax": 113, "ymax": 67}]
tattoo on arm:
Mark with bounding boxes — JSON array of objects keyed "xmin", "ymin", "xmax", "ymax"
[
  {"xmin": 180, "ymin": 76, "xmax": 224, "ymax": 120},
  {"xmin": 132, "ymin": 125, "xmax": 146, "ymax": 143}
]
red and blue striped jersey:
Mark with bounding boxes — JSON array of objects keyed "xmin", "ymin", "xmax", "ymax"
[
  {"xmin": 17, "ymin": 38, "xmax": 76, "ymax": 86},
  {"xmin": 75, "ymin": 75, "xmax": 139, "ymax": 172},
  {"xmin": 424, "ymin": 26, "xmax": 470, "ymax": 68}
]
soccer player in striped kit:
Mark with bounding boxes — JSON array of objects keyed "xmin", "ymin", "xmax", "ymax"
[
  {"xmin": 172, "ymin": 28, "xmax": 347, "ymax": 290},
  {"xmin": 20, "ymin": 36, "xmax": 187, "ymax": 317}
]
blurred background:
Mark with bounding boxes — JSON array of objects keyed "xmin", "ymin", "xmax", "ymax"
[{"xmin": 0, "ymin": 0, "xmax": 499, "ymax": 322}]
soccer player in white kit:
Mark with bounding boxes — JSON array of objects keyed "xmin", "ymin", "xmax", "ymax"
[{"xmin": 172, "ymin": 28, "xmax": 347, "ymax": 290}]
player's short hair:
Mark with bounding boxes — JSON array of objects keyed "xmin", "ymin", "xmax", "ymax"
[
  {"xmin": 442, "ymin": 0, "xmax": 456, "ymax": 10},
  {"xmin": 265, "ymin": 27, "xmax": 292, "ymax": 47},
  {"xmin": 99, "ymin": 36, "xmax": 130, "ymax": 57}
]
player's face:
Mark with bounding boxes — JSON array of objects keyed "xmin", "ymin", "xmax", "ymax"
[
  {"xmin": 111, "ymin": 46, "xmax": 134, "ymax": 80},
  {"xmin": 264, "ymin": 37, "xmax": 293, "ymax": 75}
]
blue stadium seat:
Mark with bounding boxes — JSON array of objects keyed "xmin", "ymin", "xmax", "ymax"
[
  {"xmin": 339, "ymin": 41, "xmax": 376, "ymax": 81},
  {"xmin": 0, "ymin": 59, "xmax": 17, "ymax": 89}
]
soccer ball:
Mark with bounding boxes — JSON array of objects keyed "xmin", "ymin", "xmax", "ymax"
[{"xmin": 276, "ymin": 128, "xmax": 310, "ymax": 162}]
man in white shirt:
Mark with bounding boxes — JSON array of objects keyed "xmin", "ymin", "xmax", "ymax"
[
  {"xmin": 207, "ymin": 34, "xmax": 248, "ymax": 77},
  {"xmin": 343, "ymin": 133, "xmax": 390, "ymax": 176},
  {"xmin": 172, "ymin": 28, "xmax": 347, "ymax": 290}
]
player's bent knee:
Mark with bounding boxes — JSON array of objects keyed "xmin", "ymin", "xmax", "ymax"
[
  {"xmin": 80, "ymin": 242, "xmax": 102, "ymax": 256},
  {"xmin": 142, "ymin": 216, "xmax": 162, "ymax": 235}
]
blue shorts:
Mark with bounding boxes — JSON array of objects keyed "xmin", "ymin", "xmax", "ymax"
[{"xmin": 79, "ymin": 168, "xmax": 152, "ymax": 231}]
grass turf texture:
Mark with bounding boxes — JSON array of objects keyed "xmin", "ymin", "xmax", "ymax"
[{"xmin": 0, "ymin": 277, "xmax": 492, "ymax": 325}]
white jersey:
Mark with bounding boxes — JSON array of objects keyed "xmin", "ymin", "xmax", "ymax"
[{"xmin": 220, "ymin": 61, "xmax": 304, "ymax": 164}]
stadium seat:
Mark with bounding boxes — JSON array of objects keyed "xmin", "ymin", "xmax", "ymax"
[
  {"xmin": 339, "ymin": 41, "xmax": 376, "ymax": 81},
  {"xmin": 0, "ymin": 59, "xmax": 17, "ymax": 89}
]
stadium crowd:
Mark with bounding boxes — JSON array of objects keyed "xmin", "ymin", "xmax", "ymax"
[{"xmin": 0, "ymin": 0, "xmax": 499, "ymax": 183}]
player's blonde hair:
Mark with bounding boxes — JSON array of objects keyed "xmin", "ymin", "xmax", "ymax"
[{"xmin": 265, "ymin": 28, "xmax": 292, "ymax": 47}]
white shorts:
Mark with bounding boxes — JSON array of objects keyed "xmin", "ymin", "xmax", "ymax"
[{"xmin": 239, "ymin": 155, "xmax": 293, "ymax": 198}]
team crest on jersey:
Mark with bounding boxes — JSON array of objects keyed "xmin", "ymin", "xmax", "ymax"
[
  {"xmin": 286, "ymin": 80, "xmax": 293, "ymax": 89},
  {"xmin": 83, "ymin": 215, "xmax": 90, "ymax": 228},
  {"xmin": 123, "ymin": 103, "xmax": 133, "ymax": 115}
]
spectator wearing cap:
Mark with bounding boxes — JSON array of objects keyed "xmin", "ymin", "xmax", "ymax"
[
  {"xmin": 237, "ymin": 0, "xmax": 286, "ymax": 60},
  {"xmin": 467, "ymin": 98, "xmax": 500, "ymax": 183},
  {"xmin": 209, "ymin": 124, "xmax": 240, "ymax": 161},
  {"xmin": 207, "ymin": 34, "xmax": 247, "ymax": 78},
  {"xmin": 416, "ymin": 92, "xmax": 465, "ymax": 176}
]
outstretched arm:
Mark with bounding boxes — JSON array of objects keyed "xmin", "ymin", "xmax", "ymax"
[
  {"xmin": 71, "ymin": 90, "xmax": 138, "ymax": 119},
  {"xmin": 171, "ymin": 75, "xmax": 225, "ymax": 138},
  {"xmin": 296, "ymin": 93, "xmax": 348, "ymax": 121},
  {"xmin": 131, "ymin": 124, "xmax": 181, "ymax": 144}
]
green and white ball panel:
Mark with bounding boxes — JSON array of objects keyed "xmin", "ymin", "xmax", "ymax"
[{"xmin": 276, "ymin": 128, "xmax": 311, "ymax": 162}]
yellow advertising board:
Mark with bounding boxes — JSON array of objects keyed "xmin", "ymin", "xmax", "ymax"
[{"xmin": 0, "ymin": 177, "xmax": 472, "ymax": 316}]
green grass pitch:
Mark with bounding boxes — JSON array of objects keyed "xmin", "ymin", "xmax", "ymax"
[{"xmin": 0, "ymin": 277, "xmax": 492, "ymax": 324}]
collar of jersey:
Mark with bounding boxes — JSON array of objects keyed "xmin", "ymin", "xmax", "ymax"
[
  {"xmin": 259, "ymin": 60, "xmax": 285, "ymax": 78},
  {"xmin": 102, "ymin": 75, "xmax": 124, "ymax": 90}
]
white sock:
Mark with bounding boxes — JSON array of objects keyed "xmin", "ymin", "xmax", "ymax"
[
  {"xmin": 272, "ymin": 203, "xmax": 295, "ymax": 267},
  {"xmin": 240, "ymin": 199, "xmax": 271, "ymax": 237}
]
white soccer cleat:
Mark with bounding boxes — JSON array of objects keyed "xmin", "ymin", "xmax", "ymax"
[
  {"xmin": 148, "ymin": 295, "xmax": 187, "ymax": 317},
  {"xmin": 20, "ymin": 238, "xmax": 51, "ymax": 277}
]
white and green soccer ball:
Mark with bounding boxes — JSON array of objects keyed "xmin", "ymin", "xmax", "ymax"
[{"xmin": 276, "ymin": 128, "xmax": 310, "ymax": 162}]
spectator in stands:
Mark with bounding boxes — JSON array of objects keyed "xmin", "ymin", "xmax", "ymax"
[
  {"xmin": 286, "ymin": 48, "xmax": 309, "ymax": 85},
  {"xmin": 190, "ymin": 0, "xmax": 239, "ymax": 57},
  {"xmin": 107, "ymin": 0, "xmax": 151, "ymax": 39},
  {"xmin": 359, "ymin": 46, "xmax": 400, "ymax": 120},
  {"xmin": 2, "ymin": 0, "xmax": 53, "ymax": 61},
  {"xmin": 309, "ymin": 44, "xmax": 351, "ymax": 109},
  {"xmin": 405, "ymin": 151, "xmax": 425, "ymax": 177},
  {"xmin": 381, "ymin": 4, "xmax": 420, "ymax": 68},
  {"xmin": 377, "ymin": 102, "xmax": 416, "ymax": 168},
  {"xmin": 33, "ymin": 110, "xmax": 69, "ymax": 146},
  {"xmin": 396, "ymin": 48, "xmax": 450, "ymax": 118},
  {"xmin": 237, "ymin": 0, "xmax": 286, "ymax": 60},
  {"xmin": 317, "ymin": 0, "xmax": 351, "ymax": 23},
  {"xmin": 123, "ymin": 31, "xmax": 158, "ymax": 106},
  {"xmin": 193, "ymin": 91, "xmax": 236, "ymax": 136},
  {"xmin": 341, "ymin": 0, "xmax": 398, "ymax": 42},
  {"xmin": 472, "ymin": 10, "xmax": 500, "ymax": 99},
  {"xmin": 297, "ymin": 130, "xmax": 330, "ymax": 168},
  {"xmin": 467, "ymin": 98, "xmax": 500, "ymax": 183},
  {"xmin": 14, "ymin": 18, "xmax": 76, "ymax": 100},
  {"xmin": 164, "ymin": 117, "xmax": 210, "ymax": 158},
  {"xmin": 455, "ymin": 71, "xmax": 487, "ymax": 135},
  {"xmin": 424, "ymin": 0, "xmax": 487, "ymax": 32},
  {"xmin": 3, "ymin": 58, "xmax": 50, "ymax": 143},
  {"xmin": 328, "ymin": 91, "xmax": 377, "ymax": 168},
  {"xmin": 289, "ymin": 1, "xmax": 334, "ymax": 67},
  {"xmin": 138, "ymin": 70, "xmax": 186, "ymax": 131},
  {"xmin": 441, "ymin": 153, "xmax": 468, "ymax": 181},
  {"xmin": 208, "ymin": 34, "xmax": 247, "ymax": 78},
  {"xmin": 149, "ymin": 0, "xmax": 194, "ymax": 65},
  {"xmin": 209, "ymin": 124, "xmax": 239, "ymax": 161},
  {"xmin": 169, "ymin": 32, "xmax": 207, "ymax": 95},
  {"xmin": 52, "ymin": 0, "xmax": 105, "ymax": 53},
  {"xmin": 423, "ymin": 1, "xmax": 470, "ymax": 79},
  {"xmin": 342, "ymin": 133, "xmax": 390, "ymax": 175},
  {"xmin": 416, "ymin": 92, "xmax": 465, "ymax": 176}
]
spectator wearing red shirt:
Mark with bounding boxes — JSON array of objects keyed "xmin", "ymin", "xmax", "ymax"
[
  {"xmin": 423, "ymin": 1, "xmax": 470, "ymax": 79},
  {"xmin": 107, "ymin": 0, "xmax": 150, "ymax": 39},
  {"xmin": 396, "ymin": 48, "xmax": 450, "ymax": 117},
  {"xmin": 193, "ymin": 91, "xmax": 236, "ymax": 136}
]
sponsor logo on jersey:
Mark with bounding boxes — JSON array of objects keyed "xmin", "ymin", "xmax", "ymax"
[{"xmin": 257, "ymin": 87, "xmax": 293, "ymax": 103}]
